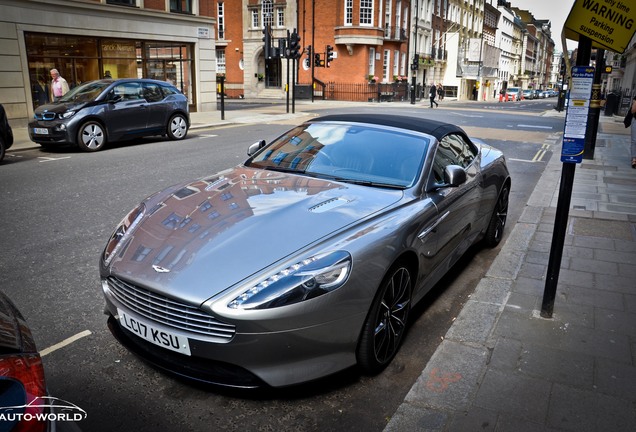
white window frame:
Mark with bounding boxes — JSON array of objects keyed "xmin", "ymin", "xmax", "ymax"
[
  {"xmin": 360, "ymin": 0, "xmax": 373, "ymax": 26},
  {"xmin": 383, "ymin": 49, "xmax": 390, "ymax": 82},
  {"xmin": 369, "ymin": 47, "xmax": 376, "ymax": 76},
  {"xmin": 251, "ymin": 9, "xmax": 259, "ymax": 29},
  {"xmin": 217, "ymin": 2, "xmax": 225, "ymax": 40},
  {"xmin": 345, "ymin": 0, "xmax": 353, "ymax": 26},
  {"xmin": 393, "ymin": 50, "xmax": 399, "ymax": 77},
  {"xmin": 277, "ymin": 7, "xmax": 285, "ymax": 27},
  {"xmin": 262, "ymin": 0, "xmax": 273, "ymax": 27},
  {"xmin": 216, "ymin": 49, "xmax": 226, "ymax": 73}
]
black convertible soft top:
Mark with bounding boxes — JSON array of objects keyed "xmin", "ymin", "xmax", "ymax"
[{"xmin": 311, "ymin": 113, "xmax": 467, "ymax": 141}]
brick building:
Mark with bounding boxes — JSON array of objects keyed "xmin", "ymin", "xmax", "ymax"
[{"xmin": 215, "ymin": 0, "xmax": 411, "ymax": 100}]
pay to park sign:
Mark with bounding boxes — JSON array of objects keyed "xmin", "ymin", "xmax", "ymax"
[
  {"xmin": 564, "ymin": 0, "xmax": 636, "ymax": 53},
  {"xmin": 562, "ymin": 66, "xmax": 595, "ymax": 163}
]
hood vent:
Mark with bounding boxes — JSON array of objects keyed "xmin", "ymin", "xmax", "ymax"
[{"xmin": 308, "ymin": 197, "xmax": 350, "ymax": 213}]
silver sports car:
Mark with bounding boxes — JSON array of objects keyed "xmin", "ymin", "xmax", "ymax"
[{"xmin": 100, "ymin": 114, "xmax": 510, "ymax": 388}]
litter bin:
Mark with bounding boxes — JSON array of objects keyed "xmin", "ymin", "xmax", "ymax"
[{"xmin": 604, "ymin": 92, "xmax": 619, "ymax": 116}]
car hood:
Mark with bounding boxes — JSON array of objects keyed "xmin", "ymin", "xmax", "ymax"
[
  {"xmin": 34, "ymin": 101, "xmax": 87, "ymax": 115},
  {"xmin": 108, "ymin": 166, "xmax": 403, "ymax": 305}
]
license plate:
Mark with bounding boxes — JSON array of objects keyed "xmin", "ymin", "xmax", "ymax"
[
  {"xmin": 33, "ymin": 128, "xmax": 49, "ymax": 135},
  {"xmin": 117, "ymin": 309, "xmax": 191, "ymax": 356}
]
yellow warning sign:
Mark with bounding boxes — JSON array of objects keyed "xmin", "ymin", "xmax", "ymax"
[{"xmin": 564, "ymin": 0, "xmax": 636, "ymax": 53}]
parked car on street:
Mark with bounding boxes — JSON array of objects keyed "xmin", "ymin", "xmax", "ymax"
[
  {"xmin": 506, "ymin": 87, "xmax": 521, "ymax": 101},
  {"xmin": 28, "ymin": 79, "xmax": 189, "ymax": 152},
  {"xmin": 0, "ymin": 103, "xmax": 13, "ymax": 163},
  {"xmin": 100, "ymin": 114, "xmax": 511, "ymax": 388},
  {"xmin": 0, "ymin": 290, "xmax": 83, "ymax": 431},
  {"xmin": 522, "ymin": 89, "xmax": 535, "ymax": 100}
]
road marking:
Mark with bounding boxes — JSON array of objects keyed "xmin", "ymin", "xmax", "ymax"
[
  {"xmin": 517, "ymin": 124, "xmax": 553, "ymax": 130},
  {"xmin": 38, "ymin": 156, "xmax": 71, "ymax": 162},
  {"xmin": 40, "ymin": 330, "xmax": 92, "ymax": 357},
  {"xmin": 198, "ymin": 134, "xmax": 218, "ymax": 138},
  {"xmin": 452, "ymin": 112, "xmax": 483, "ymax": 118},
  {"xmin": 532, "ymin": 143, "xmax": 551, "ymax": 162}
]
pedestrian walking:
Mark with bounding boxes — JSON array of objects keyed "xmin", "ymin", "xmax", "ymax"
[
  {"xmin": 437, "ymin": 84, "xmax": 444, "ymax": 101},
  {"xmin": 630, "ymin": 95, "xmax": 636, "ymax": 168},
  {"xmin": 429, "ymin": 84, "xmax": 438, "ymax": 108}
]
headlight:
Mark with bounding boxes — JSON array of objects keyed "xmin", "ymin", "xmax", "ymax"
[
  {"xmin": 103, "ymin": 203, "xmax": 145, "ymax": 266},
  {"xmin": 228, "ymin": 251, "xmax": 351, "ymax": 310},
  {"xmin": 60, "ymin": 110, "xmax": 76, "ymax": 119}
]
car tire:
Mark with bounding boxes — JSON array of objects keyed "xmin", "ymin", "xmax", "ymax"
[
  {"xmin": 0, "ymin": 138, "xmax": 5, "ymax": 163},
  {"xmin": 167, "ymin": 114, "xmax": 188, "ymax": 140},
  {"xmin": 357, "ymin": 264, "xmax": 412, "ymax": 375},
  {"xmin": 77, "ymin": 121, "xmax": 106, "ymax": 152},
  {"xmin": 483, "ymin": 184, "xmax": 509, "ymax": 248}
]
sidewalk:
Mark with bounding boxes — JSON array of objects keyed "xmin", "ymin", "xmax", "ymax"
[{"xmin": 385, "ymin": 115, "xmax": 636, "ymax": 431}]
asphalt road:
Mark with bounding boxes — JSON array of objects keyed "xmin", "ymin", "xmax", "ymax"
[{"xmin": 0, "ymin": 100, "xmax": 561, "ymax": 431}]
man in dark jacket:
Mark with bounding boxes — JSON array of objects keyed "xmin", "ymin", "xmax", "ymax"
[
  {"xmin": 429, "ymin": 84, "xmax": 438, "ymax": 108},
  {"xmin": 0, "ymin": 103, "xmax": 14, "ymax": 163}
]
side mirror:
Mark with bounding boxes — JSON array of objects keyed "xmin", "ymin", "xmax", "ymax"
[
  {"xmin": 444, "ymin": 165, "xmax": 466, "ymax": 187},
  {"xmin": 247, "ymin": 139, "xmax": 267, "ymax": 156}
]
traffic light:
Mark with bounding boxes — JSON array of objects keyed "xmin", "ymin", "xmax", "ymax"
[
  {"xmin": 288, "ymin": 30, "xmax": 301, "ymax": 59},
  {"xmin": 326, "ymin": 45, "xmax": 334, "ymax": 67},
  {"xmin": 560, "ymin": 58, "xmax": 566, "ymax": 76},
  {"xmin": 262, "ymin": 24, "xmax": 271, "ymax": 59},
  {"xmin": 314, "ymin": 53, "xmax": 324, "ymax": 67},
  {"xmin": 306, "ymin": 45, "xmax": 312, "ymax": 67}
]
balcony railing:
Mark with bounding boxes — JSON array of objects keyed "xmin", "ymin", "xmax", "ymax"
[{"xmin": 384, "ymin": 25, "xmax": 407, "ymax": 41}]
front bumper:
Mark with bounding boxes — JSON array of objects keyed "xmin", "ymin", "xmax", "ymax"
[
  {"xmin": 103, "ymin": 290, "xmax": 365, "ymax": 388},
  {"xmin": 28, "ymin": 120, "xmax": 74, "ymax": 145}
]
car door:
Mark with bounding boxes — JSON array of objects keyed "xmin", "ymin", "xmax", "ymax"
[
  {"xmin": 141, "ymin": 82, "xmax": 169, "ymax": 133},
  {"xmin": 424, "ymin": 133, "xmax": 482, "ymax": 269},
  {"xmin": 104, "ymin": 82, "xmax": 150, "ymax": 140}
]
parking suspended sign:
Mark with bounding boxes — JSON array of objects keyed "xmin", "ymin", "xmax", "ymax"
[
  {"xmin": 564, "ymin": 0, "xmax": 636, "ymax": 53},
  {"xmin": 562, "ymin": 66, "xmax": 595, "ymax": 163}
]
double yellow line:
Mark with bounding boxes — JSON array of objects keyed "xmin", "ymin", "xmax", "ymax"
[{"xmin": 532, "ymin": 143, "xmax": 551, "ymax": 162}]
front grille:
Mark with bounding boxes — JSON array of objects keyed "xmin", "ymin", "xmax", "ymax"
[
  {"xmin": 106, "ymin": 276, "xmax": 235, "ymax": 341},
  {"xmin": 35, "ymin": 112, "xmax": 56, "ymax": 121}
]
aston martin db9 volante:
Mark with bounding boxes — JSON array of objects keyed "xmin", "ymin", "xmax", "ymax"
[
  {"xmin": 28, "ymin": 79, "xmax": 189, "ymax": 152},
  {"xmin": 100, "ymin": 114, "xmax": 510, "ymax": 388}
]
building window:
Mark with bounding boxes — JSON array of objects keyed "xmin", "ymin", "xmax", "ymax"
[
  {"xmin": 345, "ymin": 0, "xmax": 353, "ymax": 25},
  {"xmin": 360, "ymin": 0, "xmax": 373, "ymax": 26},
  {"xmin": 106, "ymin": 0, "xmax": 137, "ymax": 6},
  {"xmin": 383, "ymin": 49, "xmax": 390, "ymax": 82},
  {"xmin": 262, "ymin": 0, "xmax": 273, "ymax": 27},
  {"xmin": 252, "ymin": 10, "xmax": 259, "ymax": 28},
  {"xmin": 277, "ymin": 7, "xmax": 285, "ymax": 27},
  {"xmin": 393, "ymin": 50, "xmax": 399, "ymax": 76},
  {"xmin": 218, "ymin": 2, "xmax": 225, "ymax": 39},
  {"xmin": 369, "ymin": 47, "xmax": 376, "ymax": 75},
  {"xmin": 170, "ymin": 0, "xmax": 192, "ymax": 14},
  {"xmin": 216, "ymin": 49, "xmax": 226, "ymax": 73}
]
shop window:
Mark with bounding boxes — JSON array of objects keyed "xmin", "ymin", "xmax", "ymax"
[{"xmin": 170, "ymin": 0, "xmax": 192, "ymax": 14}]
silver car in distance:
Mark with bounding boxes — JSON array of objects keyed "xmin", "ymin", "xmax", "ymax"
[{"xmin": 100, "ymin": 114, "xmax": 511, "ymax": 388}]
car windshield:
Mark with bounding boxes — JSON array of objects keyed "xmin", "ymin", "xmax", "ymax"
[
  {"xmin": 58, "ymin": 81, "xmax": 111, "ymax": 103},
  {"xmin": 247, "ymin": 122, "xmax": 430, "ymax": 188}
]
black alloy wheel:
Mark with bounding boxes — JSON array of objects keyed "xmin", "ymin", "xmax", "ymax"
[
  {"xmin": 484, "ymin": 184, "xmax": 509, "ymax": 247},
  {"xmin": 357, "ymin": 265, "xmax": 412, "ymax": 374}
]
